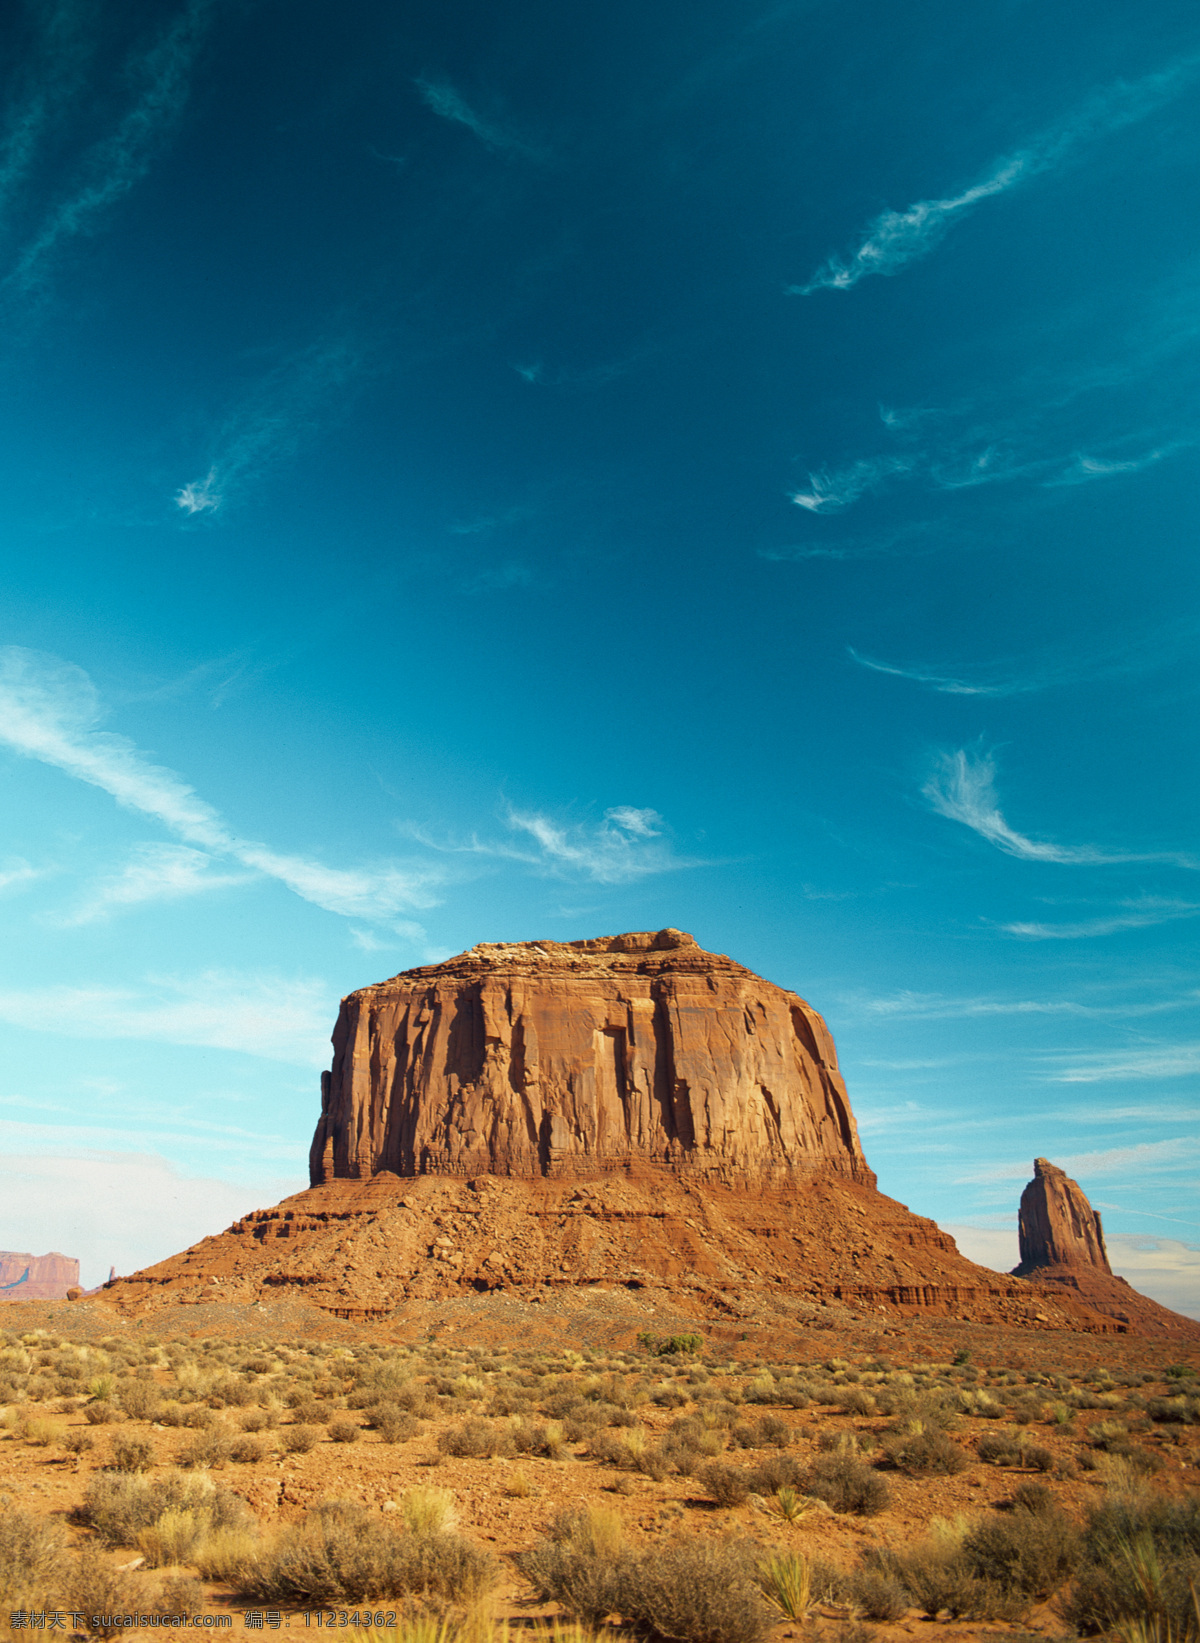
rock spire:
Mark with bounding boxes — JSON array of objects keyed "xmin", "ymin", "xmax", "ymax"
[{"xmin": 1014, "ymin": 1157, "xmax": 1111, "ymax": 1275}]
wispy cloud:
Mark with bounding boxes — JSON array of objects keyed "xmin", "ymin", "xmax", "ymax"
[
  {"xmin": 0, "ymin": 0, "xmax": 93, "ymax": 239},
  {"xmin": 174, "ymin": 337, "xmax": 360, "ymax": 514},
  {"xmin": 50, "ymin": 843, "xmax": 249, "ymax": 926},
  {"xmin": 849, "ymin": 648, "xmax": 1028, "ymax": 697},
  {"xmin": 6, "ymin": 0, "xmax": 217, "ymax": 296},
  {"xmin": 0, "ymin": 858, "xmax": 44, "ymax": 895},
  {"xmin": 791, "ymin": 58, "xmax": 1199, "ymax": 295},
  {"xmin": 1002, "ymin": 900, "xmax": 1200, "ymax": 940},
  {"xmin": 414, "ymin": 77, "xmax": 542, "ymax": 160},
  {"xmin": 0, "ymin": 646, "xmax": 443, "ymax": 921},
  {"xmin": 789, "ymin": 456, "xmax": 911, "ymax": 512},
  {"xmin": 1046, "ymin": 442, "xmax": 1191, "ymax": 487},
  {"xmin": 505, "ymin": 806, "xmax": 698, "ymax": 884},
  {"xmin": 760, "ymin": 524, "xmax": 933, "ymax": 563},
  {"xmin": 922, "ymin": 747, "xmax": 1198, "ymax": 868},
  {"xmin": 1044, "ymin": 1044, "xmax": 1200, "ymax": 1084},
  {"xmin": 0, "ymin": 970, "xmax": 332, "ymax": 1066},
  {"xmin": 848, "ymin": 615, "xmax": 1200, "ymax": 698},
  {"xmin": 792, "ymin": 156, "xmax": 1025, "ymax": 296},
  {"xmin": 849, "ymin": 987, "xmax": 1196, "ymax": 1023}
]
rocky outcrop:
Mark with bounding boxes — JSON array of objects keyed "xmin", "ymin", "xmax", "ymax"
[
  {"xmin": 0, "ymin": 1250, "xmax": 79, "ymax": 1301},
  {"xmin": 94, "ymin": 938, "xmax": 1200, "ymax": 1341},
  {"xmin": 1015, "ymin": 1158, "xmax": 1110, "ymax": 1275},
  {"xmin": 309, "ymin": 930, "xmax": 874, "ymax": 1191},
  {"xmin": 1009, "ymin": 1159, "xmax": 1194, "ymax": 1337}
]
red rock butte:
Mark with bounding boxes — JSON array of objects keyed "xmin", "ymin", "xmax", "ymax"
[
  {"xmin": 309, "ymin": 929, "xmax": 873, "ymax": 1191},
  {"xmin": 99, "ymin": 933, "xmax": 1200, "ymax": 1340}
]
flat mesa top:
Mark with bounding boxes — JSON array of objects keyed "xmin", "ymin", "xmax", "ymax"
[{"xmin": 357, "ymin": 928, "xmax": 775, "ymax": 995}]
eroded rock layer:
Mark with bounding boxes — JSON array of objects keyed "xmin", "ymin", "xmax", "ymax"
[
  {"xmin": 309, "ymin": 930, "xmax": 873, "ymax": 1190},
  {"xmin": 103, "ymin": 1166, "xmax": 1138, "ymax": 1333}
]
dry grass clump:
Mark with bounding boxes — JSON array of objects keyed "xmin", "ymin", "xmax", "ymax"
[{"xmin": 234, "ymin": 1500, "xmax": 497, "ymax": 1607}]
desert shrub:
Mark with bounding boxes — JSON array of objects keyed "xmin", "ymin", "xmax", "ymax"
[
  {"xmin": 20, "ymin": 1417, "xmax": 67, "ymax": 1447},
  {"xmin": 62, "ymin": 1543, "xmax": 151, "ymax": 1639},
  {"xmin": 329, "ymin": 1418, "xmax": 361, "ymax": 1444},
  {"xmin": 85, "ymin": 1401, "xmax": 119, "ymax": 1425},
  {"xmin": 847, "ymin": 1566, "xmax": 909, "ymax": 1621},
  {"xmin": 883, "ymin": 1426, "xmax": 969, "ymax": 1476},
  {"xmin": 515, "ymin": 1507, "xmax": 624, "ymax": 1625},
  {"xmin": 612, "ymin": 1535, "xmax": 775, "ymax": 1643},
  {"xmin": 179, "ymin": 1426, "xmax": 231, "ymax": 1468},
  {"xmin": 399, "ymin": 1487, "xmax": 455, "ymax": 1536},
  {"xmin": 64, "ymin": 1430, "xmax": 95, "ymax": 1455},
  {"xmin": 1011, "ymin": 1480, "xmax": 1056, "ymax": 1514},
  {"xmin": 230, "ymin": 1436, "xmax": 265, "ymax": 1464},
  {"xmin": 637, "ymin": 1332, "xmax": 703, "ymax": 1357},
  {"xmin": 240, "ymin": 1408, "xmax": 271, "ymax": 1433},
  {"xmin": 437, "ymin": 1418, "xmax": 511, "ymax": 1459},
  {"xmin": 962, "ymin": 1504, "xmax": 1081, "ymax": 1597},
  {"xmin": 111, "ymin": 1437, "xmax": 155, "ymax": 1473},
  {"xmin": 977, "ymin": 1430, "xmax": 1027, "ymax": 1467},
  {"xmin": 373, "ymin": 1408, "xmax": 419, "ymax": 1444},
  {"xmin": 861, "ymin": 1541, "xmax": 1025, "ymax": 1623},
  {"xmin": 193, "ymin": 1528, "xmax": 264, "ymax": 1585},
  {"xmin": 235, "ymin": 1500, "xmax": 497, "ymax": 1606},
  {"xmin": 803, "ymin": 1453, "xmax": 889, "ymax": 1515},
  {"xmin": 80, "ymin": 1467, "xmax": 253, "ymax": 1549},
  {"xmin": 699, "ymin": 1461, "xmax": 752, "ymax": 1508},
  {"xmin": 0, "ymin": 1501, "xmax": 67, "ymax": 1605},
  {"xmin": 836, "ymin": 1386, "xmax": 877, "ymax": 1417},
  {"xmin": 746, "ymin": 1454, "xmax": 805, "ymax": 1494},
  {"xmin": 1063, "ymin": 1526, "xmax": 1200, "ymax": 1637},
  {"xmin": 1147, "ymin": 1396, "xmax": 1200, "ymax": 1424},
  {"xmin": 283, "ymin": 1424, "xmax": 321, "ymax": 1453},
  {"xmin": 117, "ymin": 1381, "xmax": 161, "ymax": 1420}
]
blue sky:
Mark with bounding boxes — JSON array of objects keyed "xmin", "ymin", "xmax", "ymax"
[{"xmin": 1, "ymin": 0, "xmax": 1197, "ymax": 1311}]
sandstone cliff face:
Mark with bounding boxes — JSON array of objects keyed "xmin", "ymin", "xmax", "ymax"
[
  {"xmin": 1015, "ymin": 1158, "xmax": 1111, "ymax": 1275},
  {"xmin": 0, "ymin": 1250, "xmax": 80, "ymax": 1301},
  {"xmin": 310, "ymin": 930, "xmax": 873, "ymax": 1190}
]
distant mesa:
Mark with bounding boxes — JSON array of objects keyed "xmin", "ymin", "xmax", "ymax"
[
  {"xmin": 96, "ymin": 932, "xmax": 1200, "ymax": 1340},
  {"xmin": 0, "ymin": 1250, "xmax": 80, "ymax": 1302}
]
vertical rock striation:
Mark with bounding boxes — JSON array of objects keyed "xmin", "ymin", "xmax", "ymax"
[
  {"xmin": 1014, "ymin": 1157, "xmax": 1111, "ymax": 1275},
  {"xmin": 310, "ymin": 929, "xmax": 874, "ymax": 1190}
]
